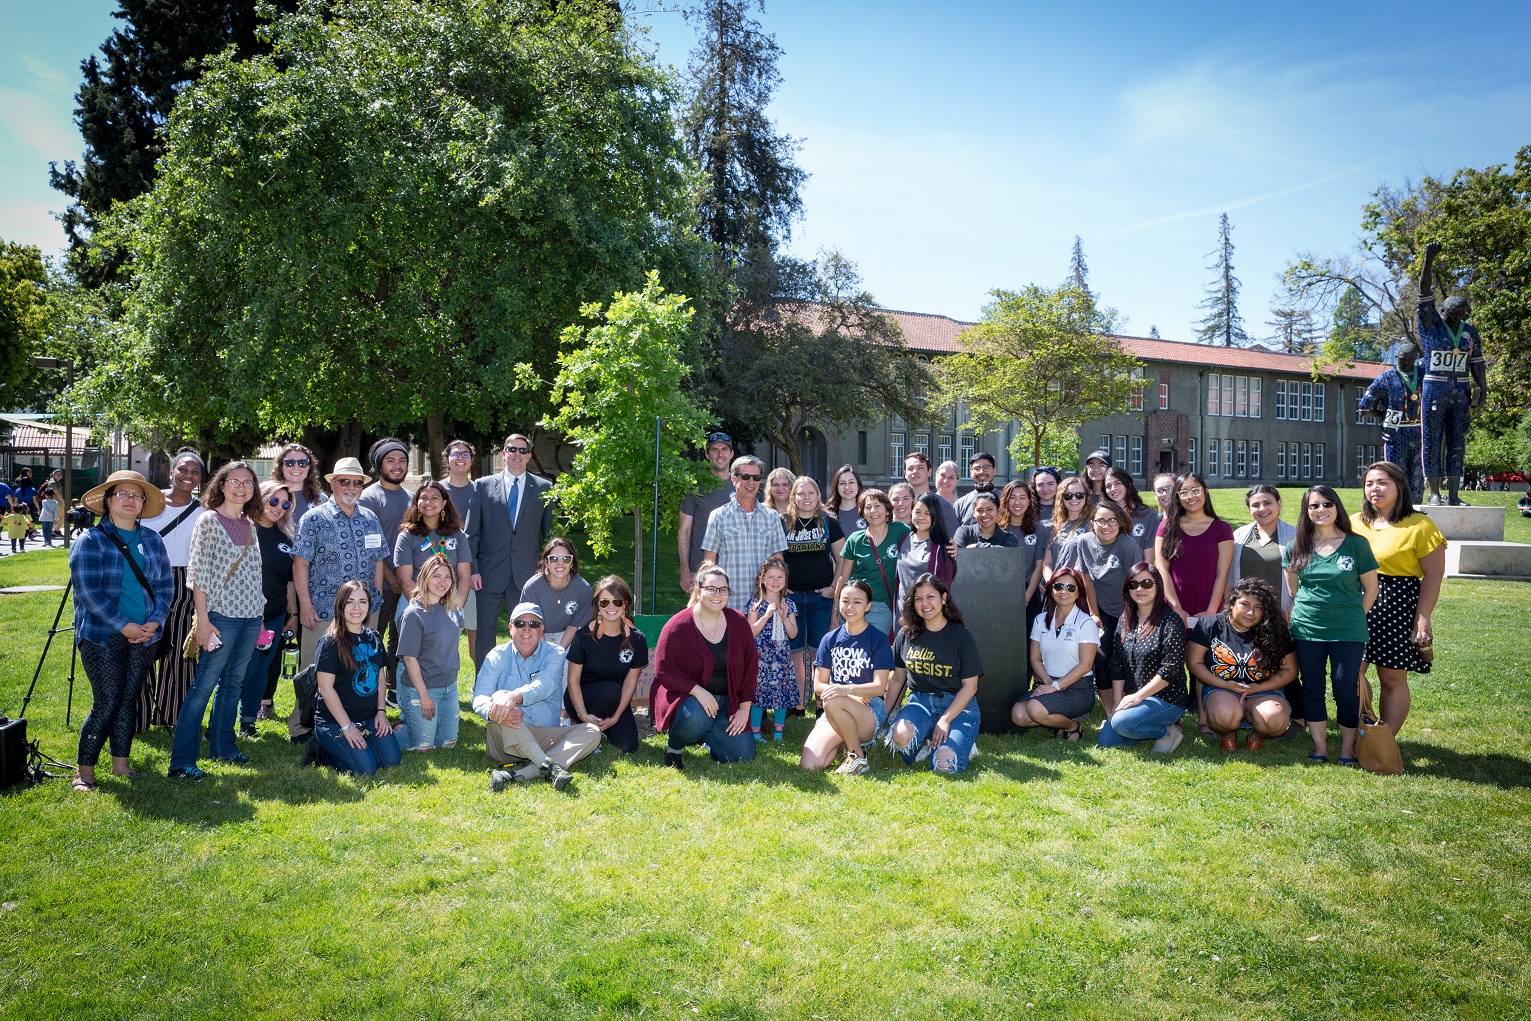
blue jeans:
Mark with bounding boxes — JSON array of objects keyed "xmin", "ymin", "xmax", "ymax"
[
  {"xmin": 864, "ymin": 600, "xmax": 896, "ymax": 638},
  {"xmin": 170, "ymin": 612, "xmax": 262, "ymax": 768},
  {"xmin": 891, "ymin": 691, "xmax": 979, "ymax": 775},
  {"xmin": 791, "ymin": 590, "xmax": 835, "ymax": 653},
  {"xmin": 666, "ymin": 695, "xmax": 756, "ymax": 762},
  {"xmin": 41, "ymin": 521, "xmax": 54, "ymax": 544},
  {"xmin": 239, "ymin": 612, "xmax": 286, "ymax": 724},
  {"xmin": 394, "ymin": 682, "xmax": 460, "ymax": 749},
  {"xmin": 1295, "ymin": 639, "xmax": 1364, "ymax": 728},
  {"xmin": 1097, "ymin": 696, "xmax": 1186, "ymax": 747},
  {"xmin": 314, "ymin": 721, "xmax": 402, "ymax": 775}
]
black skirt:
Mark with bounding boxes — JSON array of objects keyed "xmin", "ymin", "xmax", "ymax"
[{"xmin": 1365, "ymin": 574, "xmax": 1431, "ymax": 673}]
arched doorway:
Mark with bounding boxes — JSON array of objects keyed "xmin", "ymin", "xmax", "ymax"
[{"xmin": 797, "ymin": 426, "xmax": 827, "ymax": 490}]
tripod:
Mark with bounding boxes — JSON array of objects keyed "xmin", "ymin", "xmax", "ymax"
[{"xmin": 20, "ymin": 579, "xmax": 80, "ymax": 727}]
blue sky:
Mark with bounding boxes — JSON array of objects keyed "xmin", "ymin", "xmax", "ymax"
[{"xmin": 4, "ymin": 0, "xmax": 1529, "ymax": 342}]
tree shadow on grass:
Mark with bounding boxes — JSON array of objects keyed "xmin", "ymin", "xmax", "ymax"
[{"xmin": 1397, "ymin": 740, "xmax": 1531, "ymax": 789}]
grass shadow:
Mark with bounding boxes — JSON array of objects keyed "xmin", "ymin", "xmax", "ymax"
[{"xmin": 1398, "ymin": 739, "xmax": 1531, "ymax": 789}]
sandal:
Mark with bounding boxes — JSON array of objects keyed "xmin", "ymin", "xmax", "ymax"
[
  {"xmin": 1306, "ymin": 753, "xmax": 1329, "ymax": 764},
  {"xmin": 112, "ymin": 769, "xmax": 144, "ymax": 778},
  {"xmin": 1338, "ymin": 756, "xmax": 1360, "ymax": 768},
  {"xmin": 1197, "ymin": 722, "xmax": 1215, "ymax": 738},
  {"xmin": 1056, "ymin": 723, "xmax": 1082, "ymax": 741},
  {"xmin": 71, "ymin": 777, "xmax": 98, "ymax": 792}
]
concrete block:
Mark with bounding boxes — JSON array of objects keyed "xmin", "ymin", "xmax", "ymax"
[
  {"xmin": 1414, "ymin": 504, "xmax": 1505, "ymax": 542},
  {"xmin": 1445, "ymin": 540, "xmax": 1531, "ymax": 580}
]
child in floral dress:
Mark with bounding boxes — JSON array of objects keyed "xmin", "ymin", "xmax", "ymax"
[{"xmin": 746, "ymin": 555, "xmax": 799, "ymax": 741}]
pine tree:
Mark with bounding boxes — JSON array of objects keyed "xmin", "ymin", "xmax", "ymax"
[
  {"xmin": 1148, "ymin": 325, "xmax": 1161, "ymax": 339},
  {"xmin": 1266, "ymin": 307, "xmax": 1318, "ymax": 353},
  {"xmin": 1193, "ymin": 213, "xmax": 1251, "ymax": 347},
  {"xmin": 1330, "ymin": 284, "xmax": 1384, "ymax": 361},
  {"xmin": 49, "ymin": 0, "xmax": 298, "ymax": 284},
  {"xmin": 1068, "ymin": 235, "xmax": 1090, "ymax": 293}
]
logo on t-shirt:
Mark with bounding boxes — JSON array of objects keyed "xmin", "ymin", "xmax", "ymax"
[
  {"xmin": 1210, "ymin": 638, "xmax": 1268, "ymax": 683},
  {"xmin": 1024, "ymin": 534, "xmax": 1037, "ymax": 546},
  {"xmin": 277, "ymin": 542, "xmax": 294, "ymax": 554},
  {"xmin": 351, "ymin": 637, "xmax": 381, "ymax": 698},
  {"xmin": 1132, "ymin": 524, "xmax": 1146, "ymax": 537},
  {"xmin": 829, "ymin": 643, "xmax": 874, "ymax": 684},
  {"xmin": 564, "ymin": 599, "xmax": 579, "ymax": 616},
  {"xmin": 1337, "ymin": 556, "xmax": 1354, "ymax": 572},
  {"xmin": 884, "ymin": 544, "xmax": 900, "ymax": 558},
  {"xmin": 618, "ymin": 648, "xmax": 634, "ymax": 664},
  {"xmin": 1106, "ymin": 554, "xmax": 1121, "ymax": 570}
]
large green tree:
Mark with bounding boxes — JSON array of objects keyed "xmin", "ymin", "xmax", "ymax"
[
  {"xmin": 532, "ymin": 272, "xmax": 714, "ymax": 611},
  {"xmin": 933, "ymin": 284, "xmax": 1138, "ymax": 469},
  {"xmin": 0, "ymin": 242, "xmax": 49, "ymax": 408},
  {"xmin": 70, "ymin": 0, "xmax": 706, "ymax": 461}
]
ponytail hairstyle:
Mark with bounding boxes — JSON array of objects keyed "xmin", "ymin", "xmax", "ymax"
[{"xmin": 687, "ymin": 561, "xmax": 731, "ymax": 609}]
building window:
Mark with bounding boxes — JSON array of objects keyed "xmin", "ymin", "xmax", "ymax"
[
  {"xmin": 1275, "ymin": 380, "xmax": 1286, "ymax": 420},
  {"xmin": 1099, "ymin": 434, "xmax": 1112, "ymax": 458},
  {"xmin": 959, "ymin": 434, "xmax": 975, "ymax": 475},
  {"xmin": 1130, "ymin": 435, "xmax": 1143, "ymax": 476},
  {"xmin": 1235, "ymin": 376, "xmax": 1248, "ymax": 418},
  {"xmin": 1250, "ymin": 441, "xmax": 1261, "ymax": 478},
  {"xmin": 1114, "ymin": 434, "xmax": 1128, "ymax": 470},
  {"xmin": 1302, "ymin": 442, "xmax": 1312, "ymax": 479},
  {"xmin": 1300, "ymin": 382, "xmax": 1313, "ymax": 421},
  {"xmin": 1314, "ymin": 383, "xmax": 1326, "ymax": 423},
  {"xmin": 857, "ymin": 431, "xmax": 868, "ymax": 466},
  {"xmin": 1188, "ymin": 438, "xmax": 1197, "ymax": 474},
  {"xmin": 1223, "ymin": 440, "xmax": 1234, "ymax": 478},
  {"xmin": 1249, "ymin": 378, "xmax": 1261, "ymax": 418},
  {"xmin": 913, "ymin": 433, "xmax": 929, "ymax": 457},
  {"xmin": 1288, "ymin": 381, "xmax": 1301, "ymax": 421},
  {"xmin": 937, "ymin": 434, "xmax": 952, "ymax": 465},
  {"xmin": 1129, "ymin": 369, "xmax": 1145, "ymax": 411},
  {"xmin": 1159, "ymin": 375, "xmax": 1170, "ymax": 410},
  {"xmin": 1315, "ymin": 443, "xmax": 1325, "ymax": 479},
  {"xmin": 1276, "ymin": 443, "xmax": 1286, "ymax": 480},
  {"xmin": 1236, "ymin": 439, "xmax": 1248, "ymax": 479},
  {"xmin": 1221, "ymin": 374, "xmax": 1235, "ymax": 417},
  {"xmin": 889, "ymin": 431, "xmax": 905, "ymax": 470},
  {"xmin": 1205, "ymin": 439, "xmax": 1218, "ymax": 477},
  {"xmin": 1357, "ymin": 444, "xmax": 1367, "ymax": 480},
  {"xmin": 1206, "ymin": 375, "xmax": 1221, "ymax": 416}
]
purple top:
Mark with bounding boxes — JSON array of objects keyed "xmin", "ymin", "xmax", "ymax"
[{"xmin": 1157, "ymin": 518, "xmax": 1234, "ymax": 617}]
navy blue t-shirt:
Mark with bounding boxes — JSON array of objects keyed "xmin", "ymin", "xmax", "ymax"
[
  {"xmin": 814, "ymin": 623, "xmax": 894, "ymax": 688},
  {"xmin": 314, "ymin": 627, "xmax": 389, "ymax": 726}
]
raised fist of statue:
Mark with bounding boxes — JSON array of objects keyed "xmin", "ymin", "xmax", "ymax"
[{"xmin": 1424, "ymin": 240, "xmax": 1443, "ymax": 259}]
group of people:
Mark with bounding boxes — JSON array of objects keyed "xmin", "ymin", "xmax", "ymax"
[
  {"xmin": 65, "ymin": 424, "xmax": 1446, "ymax": 792},
  {"xmin": 2, "ymin": 468, "xmax": 69, "ymax": 552}
]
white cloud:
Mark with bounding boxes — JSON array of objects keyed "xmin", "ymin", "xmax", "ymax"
[{"xmin": 0, "ymin": 84, "xmax": 80, "ymax": 161}]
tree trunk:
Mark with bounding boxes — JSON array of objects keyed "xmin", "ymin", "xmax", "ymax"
[
  {"xmin": 633, "ymin": 504, "xmax": 645, "ymax": 615},
  {"xmin": 425, "ymin": 409, "xmax": 446, "ymax": 479},
  {"xmin": 1032, "ymin": 426, "xmax": 1044, "ymax": 469}
]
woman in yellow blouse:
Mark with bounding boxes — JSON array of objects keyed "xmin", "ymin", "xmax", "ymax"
[{"xmin": 1351, "ymin": 461, "xmax": 1446, "ymax": 735}]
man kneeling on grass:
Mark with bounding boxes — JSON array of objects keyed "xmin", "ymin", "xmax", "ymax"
[{"xmin": 474, "ymin": 601, "xmax": 601, "ymax": 792}]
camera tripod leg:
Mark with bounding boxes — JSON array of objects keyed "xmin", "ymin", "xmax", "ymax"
[
  {"xmin": 67, "ymin": 640, "xmax": 79, "ymax": 727},
  {"xmin": 20, "ymin": 579, "xmax": 74, "ymax": 722}
]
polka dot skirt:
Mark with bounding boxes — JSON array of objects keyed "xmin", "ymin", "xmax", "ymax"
[{"xmin": 1366, "ymin": 573, "xmax": 1431, "ymax": 673}]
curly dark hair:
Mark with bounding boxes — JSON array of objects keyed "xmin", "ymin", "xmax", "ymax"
[
  {"xmin": 1219, "ymin": 577, "xmax": 1294, "ymax": 677},
  {"xmin": 401, "ymin": 479, "xmax": 464, "ymax": 536},
  {"xmin": 897, "ymin": 572, "xmax": 966, "ymax": 640}
]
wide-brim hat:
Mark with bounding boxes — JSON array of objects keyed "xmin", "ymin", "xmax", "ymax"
[
  {"xmin": 81, "ymin": 470, "xmax": 166, "ymax": 518},
  {"xmin": 325, "ymin": 457, "xmax": 369, "ymax": 484}
]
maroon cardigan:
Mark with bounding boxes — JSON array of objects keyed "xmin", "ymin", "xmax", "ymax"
[{"xmin": 650, "ymin": 607, "xmax": 759, "ymax": 732}]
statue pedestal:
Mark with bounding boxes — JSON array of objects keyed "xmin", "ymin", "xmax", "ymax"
[
  {"xmin": 1414, "ymin": 504, "xmax": 1504, "ymax": 542},
  {"xmin": 1445, "ymin": 540, "xmax": 1531, "ymax": 581}
]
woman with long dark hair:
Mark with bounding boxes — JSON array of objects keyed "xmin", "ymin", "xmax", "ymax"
[
  {"xmin": 895, "ymin": 492, "xmax": 957, "ymax": 605},
  {"xmin": 1284, "ymin": 486, "xmax": 1378, "ymax": 764},
  {"xmin": 800, "ymin": 579, "xmax": 893, "ymax": 775},
  {"xmin": 240, "ymin": 479, "xmax": 297, "ymax": 733},
  {"xmin": 887, "ymin": 573, "xmax": 982, "ymax": 775},
  {"xmin": 1054, "ymin": 498, "xmax": 1142, "ymax": 716},
  {"xmin": 1154, "ymin": 472, "xmax": 1234, "ymax": 626},
  {"xmin": 1015, "ymin": 566, "xmax": 1097, "ymax": 739},
  {"xmin": 1104, "ymin": 466, "xmax": 1160, "ymax": 547},
  {"xmin": 1189, "ymin": 578, "xmax": 1298, "ymax": 753},
  {"xmin": 826, "ymin": 465, "xmax": 866, "ymax": 538},
  {"xmin": 268, "ymin": 442, "xmax": 327, "ymax": 525},
  {"xmin": 313, "ymin": 580, "xmax": 400, "ymax": 774},
  {"xmin": 999, "ymin": 480, "xmax": 1047, "ymax": 611},
  {"xmin": 1097, "ymin": 562, "xmax": 1190, "ymax": 753},
  {"xmin": 566, "ymin": 575, "xmax": 647, "ymax": 755},
  {"xmin": 393, "ymin": 479, "xmax": 470, "ymax": 606},
  {"xmin": 1352, "ymin": 461, "xmax": 1445, "ymax": 736}
]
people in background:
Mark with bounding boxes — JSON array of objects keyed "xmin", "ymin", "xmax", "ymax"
[
  {"xmin": 677, "ymin": 431, "xmax": 736, "ymax": 593},
  {"xmin": 69, "ymin": 471, "xmax": 174, "ymax": 791},
  {"xmin": 1189, "ymin": 578, "xmax": 1298, "ymax": 753},
  {"xmin": 762, "ymin": 467, "xmax": 796, "ymax": 516},
  {"xmin": 953, "ymin": 452, "xmax": 997, "ymax": 525},
  {"xmin": 887, "ymin": 574, "xmax": 982, "ymax": 776},
  {"xmin": 826, "ymin": 464, "xmax": 866, "ymax": 539},
  {"xmin": 1098, "ymin": 562, "xmax": 1189, "ymax": 753},
  {"xmin": 1104, "ymin": 466, "xmax": 1160, "ymax": 547},
  {"xmin": 1015, "ymin": 566, "xmax": 1097, "ymax": 740},
  {"xmin": 800, "ymin": 580, "xmax": 892, "ymax": 774},
  {"xmin": 1284, "ymin": 486, "xmax": 1379, "ymax": 765},
  {"xmin": 888, "ymin": 480, "xmax": 916, "ymax": 528},
  {"xmin": 934, "ymin": 460, "xmax": 960, "ymax": 504},
  {"xmin": 1352, "ymin": 461, "xmax": 1446, "ymax": 736}
]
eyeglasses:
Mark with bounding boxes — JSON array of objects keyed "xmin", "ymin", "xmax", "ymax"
[
  {"xmin": 511, "ymin": 619, "xmax": 543, "ymax": 630},
  {"xmin": 224, "ymin": 478, "xmax": 254, "ymax": 489},
  {"xmin": 733, "ymin": 473, "xmax": 761, "ymax": 482},
  {"xmin": 448, "ymin": 451, "xmax": 472, "ymax": 460},
  {"xmin": 1126, "ymin": 579, "xmax": 1157, "ymax": 590},
  {"xmin": 1050, "ymin": 582, "xmax": 1078, "ymax": 593},
  {"xmin": 267, "ymin": 497, "xmax": 293, "ymax": 510},
  {"xmin": 545, "ymin": 554, "xmax": 574, "ymax": 564},
  {"xmin": 281, "ymin": 458, "xmax": 311, "ymax": 468},
  {"xmin": 1092, "ymin": 518, "xmax": 1119, "ymax": 527},
  {"xmin": 1063, "ymin": 492, "xmax": 1088, "ymax": 501},
  {"xmin": 504, "ymin": 445, "xmax": 531, "ymax": 455},
  {"xmin": 1308, "ymin": 500, "xmax": 1336, "ymax": 510},
  {"xmin": 700, "ymin": 584, "xmax": 731, "ymax": 596},
  {"xmin": 333, "ymin": 479, "xmax": 364, "ymax": 488},
  {"xmin": 1178, "ymin": 488, "xmax": 1204, "ymax": 497},
  {"xmin": 597, "ymin": 597, "xmax": 626, "ymax": 608},
  {"xmin": 110, "ymin": 490, "xmax": 144, "ymax": 501}
]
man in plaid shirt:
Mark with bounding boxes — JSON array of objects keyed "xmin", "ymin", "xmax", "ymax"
[{"xmin": 700, "ymin": 454, "xmax": 787, "ymax": 612}]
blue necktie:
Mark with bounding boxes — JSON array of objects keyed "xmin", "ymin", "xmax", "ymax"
[{"xmin": 507, "ymin": 475, "xmax": 519, "ymax": 529}]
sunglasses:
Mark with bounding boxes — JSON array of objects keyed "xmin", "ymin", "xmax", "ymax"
[
  {"xmin": 280, "ymin": 458, "xmax": 311, "ymax": 468},
  {"xmin": 504, "ymin": 445, "xmax": 531, "ymax": 455},
  {"xmin": 512, "ymin": 619, "xmax": 543, "ymax": 630},
  {"xmin": 545, "ymin": 554, "xmax": 574, "ymax": 564},
  {"xmin": 333, "ymin": 479, "xmax": 364, "ymax": 488},
  {"xmin": 733, "ymin": 473, "xmax": 761, "ymax": 482},
  {"xmin": 1051, "ymin": 582, "xmax": 1078, "ymax": 593},
  {"xmin": 1126, "ymin": 579, "xmax": 1157, "ymax": 590},
  {"xmin": 1308, "ymin": 500, "xmax": 1336, "ymax": 510},
  {"xmin": 267, "ymin": 497, "xmax": 293, "ymax": 510},
  {"xmin": 597, "ymin": 597, "xmax": 626, "ymax": 608}
]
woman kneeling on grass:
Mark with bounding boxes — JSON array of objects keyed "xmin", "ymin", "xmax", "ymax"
[
  {"xmin": 1014, "ymin": 567, "xmax": 1098, "ymax": 740},
  {"xmin": 1097, "ymin": 562, "xmax": 1190, "ymax": 753},
  {"xmin": 566, "ymin": 575, "xmax": 647, "ymax": 755},
  {"xmin": 394, "ymin": 553, "xmax": 464, "ymax": 753},
  {"xmin": 800, "ymin": 580, "xmax": 893, "ymax": 775},
  {"xmin": 1188, "ymin": 578, "xmax": 1298, "ymax": 753},
  {"xmin": 313, "ymin": 580, "xmax": 400, "ymax": 775},
  {"xmin": 886, "ymin": 574, "xmax": 983, "ymax": 776}
]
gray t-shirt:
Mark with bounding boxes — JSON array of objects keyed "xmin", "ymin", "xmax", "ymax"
[
  {"xmin": 1056, "ymin": 533, "xmax": 1142, "ymax": 619},
  {"xmin": 444, "ymin": 481, "xmax": 476, "ymax": 533},
  {"xmin": 1127, "ymin": 506, "xmax": 1162, "ymax": 549},
  {"xmin": 393, "ymin": 528, "xmax": 472, "ymax": 573},
  {"xmin": 519, "ymin": 574, "xmax": 593, "ymax": 638},
  {"xmin": 359, "ymin": 483, "xmax": 413, "ymax": 549},
  {"xmin": 680, "ymin": 477, "xmax": 735, "ymax": 573},
  {"xmin": 397, "ymin": 601, "xmax": 464, "ymax": 688}
]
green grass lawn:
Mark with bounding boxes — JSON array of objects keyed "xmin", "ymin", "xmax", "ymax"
[{"xmin": 2, "ymin": 506, "xmax": 1530, "ymax": 1020}]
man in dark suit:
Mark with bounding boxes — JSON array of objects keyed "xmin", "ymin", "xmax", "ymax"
[{"xmin": 467, "ymin": 432, "xmax": 553, "ymax": 670}]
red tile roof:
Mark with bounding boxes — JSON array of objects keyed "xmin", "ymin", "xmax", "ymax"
[{"xmin": 877, "ymin": 307, "xmax": 1385, "ymax": 381}]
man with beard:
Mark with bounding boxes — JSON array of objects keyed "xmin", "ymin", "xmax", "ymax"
[{"xmin": 359, "ymin": 438, "xmax": 414, "ymax": 695}]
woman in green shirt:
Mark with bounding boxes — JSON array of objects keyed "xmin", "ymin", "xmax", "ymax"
[
  {"xmin": 1283, "ymin": 486, "xmax": 1379, "ymax": 765},
  {"xmin": 834, "ymin": 489, "xmax": 909, "ymax": 637}
]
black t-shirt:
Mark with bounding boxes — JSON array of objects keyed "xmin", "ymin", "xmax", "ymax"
[
  {"xmin": 256, "ymin": 523, "xmax": 295, "ymax": 621},
  {"xmin": 952, "ymin": 523, "xmax": 1018, "ymax": 548},
  {"xmin": 314, "ymin": 628, "xmax": 389, "ymax": 727},
  {"xmin": 1191, "ymin": 615, "xmax": 1285, "ymax": 686},
  {"xmin": 893, "ymin": 622, "xmax": 984, "ymax": 694},
  {"xmin": 705, "ymin": 633, "xmax": 729, "ymax": 697},
  {"xmin": 782, "ymin": 514, "xmax": 844, "ymax": 592},
  {"xmin": 567, "ymin": 627, "xmax": 651, "ymax": 688}
]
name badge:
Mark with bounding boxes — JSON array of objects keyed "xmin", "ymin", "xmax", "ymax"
[
  {"xmin": 364, "ymin": 533, "xmax": 383, "ymax": 549},
  {"xmin": 1428, "ymin": 349, "xmax": 1468, "ymax": 374}
]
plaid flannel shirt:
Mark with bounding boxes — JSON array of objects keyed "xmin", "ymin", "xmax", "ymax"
[{"xmin": 69, "ymin": 520, "xmax": 175, "ymax": 646}]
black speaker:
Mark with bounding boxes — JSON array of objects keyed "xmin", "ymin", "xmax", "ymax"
[{"xmin": 0, "ymin": 716, "xmax": 27, "ymax": 791}]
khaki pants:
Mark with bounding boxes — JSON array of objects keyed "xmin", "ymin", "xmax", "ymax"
[
  {"xmin": 485, "ymin": 721, "xmax": 602, "ymax": 769},
  {"xmin": 290, "ymin": 612, "xmax": 381, "ymax": 738}
]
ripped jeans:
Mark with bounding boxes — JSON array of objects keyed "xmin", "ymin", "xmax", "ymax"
[{"xmin": 889, "ymin": 691, "xmax": 979, "ymax": 776}]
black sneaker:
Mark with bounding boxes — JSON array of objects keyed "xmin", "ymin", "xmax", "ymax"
[
  {"xmin": 542, "ymin": 761, "xmax": 573, "ymax": 791},
  {"xmin": 167, "ymin": 765, "xmax": 206, "ymax": 781},
  {"xmin": 239, "ymin": 722, "xmax": 257, "ymax": 739},
  {"xmin": 663, "ymin": 750, "xmax": 684, "ymax": 771},
  {"xmin": 489, "ymin": 769, "xmax": 521, "ymax": 793}
]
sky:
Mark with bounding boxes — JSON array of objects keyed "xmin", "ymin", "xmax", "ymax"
[{"xmin": 3, "ymin": 0, "xmax": 1529, "ymax": 343}]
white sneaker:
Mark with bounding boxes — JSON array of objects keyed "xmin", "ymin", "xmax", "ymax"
[
  {"xmin": 834, "ymin": 753, "xmax": 869, "ymax": 775},
  {"xmin": 1152, "ymin": 724, "xmax": 1184, "ymax": 755}
]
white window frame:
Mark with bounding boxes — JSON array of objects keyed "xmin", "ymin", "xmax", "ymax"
[
  {"xmin": 1130, "ymin": 435, "xmax": 1143, "ymax": 476},
  {"xmin": 1236, "ymin": 439, "xmax": 1248, "ymax": 479},
  {"xmin": 1250, "ymin": 441, "xmax": 1261, "ymax": 479},
  {"xmin": 1159, "ymin": 380, "xmax": 1170, "ymax": 411},
  {"xmin": 959, "ymin": 434, "xmax": 975, "ymax": 475},
  {"xmin": 1300, "ymin": 382, "xmax": 1313, "ymax": 421},
  {"xmin": 1223, "ymin": 440, "xmax": 1234, "ymax": 478},
  {"xmin": 1275, "ymin": 380, "xmax": 1287, "ymax": 420},
  {"xmin": 1188, "ymin": 438, "xmax": 1197, "ymax": 474},
  {"xmin": 1235, "ymin": 376, "xmax": 1248, "ymax": 418},
  {"xmin": 1315, "ymin": 443, "xmax": 1325, "ymax": 479},
  {"xmin": 1314, "ymin": 383, "xmax": 1326, "ymax": 423},
  {"xmin": 1302, "ymin": 442, "xmax": 1313, "ymax": 479},
  {"xmin": 1221, "ymin": 374, "xmax": 1235, "ymax": 417},
  {"xmin": 1249, "ymin": 378, "xmax": 1261, "ymax": 419},
  {"xmin": 1206, "ymin": 375, "xmax": 1221, "ymax": 416},
  {"xmin": 889, "ymin": 431, "xmax": 905, "ymax": 472},
  {"xmin": 1276, "ymin": 443, "xmax": 1286, "ymax": 480},
  {"xmin": 1114, "ymin": 434, "xmax": 1128, "ymax": 470}
]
